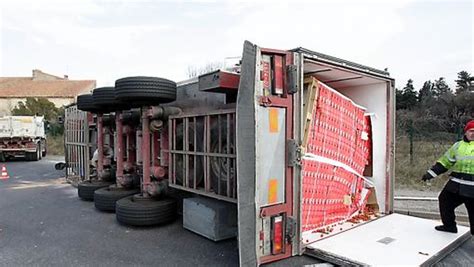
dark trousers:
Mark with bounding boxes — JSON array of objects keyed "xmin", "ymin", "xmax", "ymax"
[{"xmin": 438, "ymin": 187, "xmax": 474, "ymax": 235}]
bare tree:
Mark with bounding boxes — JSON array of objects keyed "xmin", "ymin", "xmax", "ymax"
[{"xmin": 186, "ymin": 61, "xmax": 225, "ymax": 78}]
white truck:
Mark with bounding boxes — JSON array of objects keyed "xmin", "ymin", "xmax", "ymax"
[{"xmin": 0, "ymin": 116, "xmax": 47, "ymax": 161}]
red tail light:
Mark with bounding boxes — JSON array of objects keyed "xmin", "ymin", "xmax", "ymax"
[
  {"xmin": 272, "ymin": 215, "xmax": 284, "ymax": 255},
  {"xmin": 272, "ymin": 55, "xmax": 283, "ymax": 95}
]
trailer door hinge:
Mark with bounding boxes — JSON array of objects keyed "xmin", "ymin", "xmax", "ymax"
[
  {"xmin": 258, "ymin": 96, "xmax": 273, "ymax": 107},
  {"xmin": 285, "ymin": 216, "xmax": 297, "ymax": 243},
  {"xmin": 286, "ymin": 64, "xmax": 298, "ymax": 94},
  {"xmin": 287, "ymin": 139, "xmax": 302, "ymax": 167}
]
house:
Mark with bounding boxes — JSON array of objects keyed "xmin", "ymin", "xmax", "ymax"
[{"xmin": 0, "ymin": 69, "xmax": 96, "ymax": 116}]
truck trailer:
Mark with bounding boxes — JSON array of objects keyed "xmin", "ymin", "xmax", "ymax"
[{"xmin": 67, "ymin": 41, "xmax": 471, "ymax": 266}]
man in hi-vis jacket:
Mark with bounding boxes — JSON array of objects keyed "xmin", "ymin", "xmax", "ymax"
[{"xmin": 422, "ymin": 120, "xmax": 474, "ymax": 235}]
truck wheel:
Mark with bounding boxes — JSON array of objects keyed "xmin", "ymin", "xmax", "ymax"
[
  {"xmin": 77, "ymin": 94, "xmax": 99, "ymax": 113},
  {"xmin": 94, "ymin": 185, "xmax": 139, "ymax": 212},
  {"xmin": 78, "ymin": 180, "xmax": 113, "ymax": 201},
  {"xmin": 42, "ymin": 146, "xmax": 47, "ymax": 157},
  {"xmin": 0, "ymin": 153, "xmax": 5, "ymax": 162},
  {"xmin": 115, "ymin": 76, "xmax": 177, "ymax": 106},
  {"xmin": 38, "ymin": 143, "xmax": 42, "ymax": 160},
  {"xmin": 116, "ymin": 195, "xmax": 177, "ymax": 226},
  {"xmin": 26, "ymin": 148, "xmax": 39, "ymax": 161},
  {"xmin": 92, "ymin": 87, "xmax": 130, "ymax": 112}
]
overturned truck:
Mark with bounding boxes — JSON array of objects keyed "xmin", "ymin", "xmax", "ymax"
[{"xmin": 68, "ymin": 41, "xmax": 470, "ymax": 266}]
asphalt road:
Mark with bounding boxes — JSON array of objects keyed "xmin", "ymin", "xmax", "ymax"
[
  {"xmin": 0, "ymin": 156, "xmax": 472, "ymax": 266},
  {"xmin": 0, "ymin": 156, "xmax": 239, "ymax": 266}
]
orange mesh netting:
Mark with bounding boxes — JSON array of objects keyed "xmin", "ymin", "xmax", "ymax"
[{"xmin": 301, "ymin": 79, "xmax": 372, "ymax": 235}]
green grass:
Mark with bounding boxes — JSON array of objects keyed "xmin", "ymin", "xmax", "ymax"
[
  {"xmin": 395, "ymin": 136, "xmax": 455, "ymax": 190},
  {"xmin": 46, "ymin": 134, "xmax": 64, "ymax": 156}
]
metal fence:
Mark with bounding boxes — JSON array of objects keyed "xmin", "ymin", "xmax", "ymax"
[
  {"xmin": 394, "ymin": 115, "xmax": 470, "ymax": 218},
  {"xmin": 168, "ymin": 109, "xmax": 237, "ymax": 203},
  {"xmin": 64, "ymin": 105, "xmax": 91, "ymax": 184}
]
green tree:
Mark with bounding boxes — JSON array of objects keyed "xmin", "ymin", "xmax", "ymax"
[
  {"xmin": 11, "ymin": 97, "xmax": 65, "ymax": 136},
  {"xmin": 403, "ymin": 79, "xmax": 418, "ymax": 109},
  {"xmin": 418, "ymin": 80, "xmax": 434, "ymax": 104},
  {"xmin": 452, "ymin": 91, "xmax": 474, "ymax": 135},
  {"xmin": 397, "ymin": 79, "xmax": 418, "ymax": 110},
  {"xmin": 433, "ymin": 77, "xmax": 452, "ymax": 98},
  {"xmin": 11, "ymin": 97, "xmax": 60, "ymax": 121},
  {"xmin": 396, "ymin": 88, "xmax": 404, "ymax": 110},
  {"xmin": 455, "ymin": 71, "xmax": 473, "ymax": 94}
]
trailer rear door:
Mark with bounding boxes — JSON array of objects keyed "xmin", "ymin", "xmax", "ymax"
[
  {"xmin": 293, "ymin": 49, "xmax": 471, "ymax": 266},
  {"xmin": 305, "ymin": 213, "xmax": 471, "ymax": 266}
]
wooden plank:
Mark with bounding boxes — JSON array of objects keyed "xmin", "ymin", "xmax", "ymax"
[{"xmin": 302, "ymin": 77, "xmax": 320, "ymax": 148}]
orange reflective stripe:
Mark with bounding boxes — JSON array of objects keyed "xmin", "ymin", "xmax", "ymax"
[
  {"xmin": 268, "ymin": 179, "xmax": 278, "ymax": 203},
  {"xmin": 269, "ymin": 108, "xmax": 279, "ymax": 133}
]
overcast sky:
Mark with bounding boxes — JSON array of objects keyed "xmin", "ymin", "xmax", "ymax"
[{"xmin": 0, "ymin": 0, "xmax": 472, "ymax": 90}]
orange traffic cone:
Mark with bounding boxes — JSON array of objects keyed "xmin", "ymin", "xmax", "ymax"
[{"xmin": 0, "ymin": 165, "xmax": 10, "ymax": 180}]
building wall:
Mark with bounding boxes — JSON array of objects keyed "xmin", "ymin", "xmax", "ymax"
[
  {"xmin": 32, "ymin": 69, "xmax": 67, "ymax": 81},
  {"xmin": 0, "ymin": 97, "xmax": 75, "ymax": 116}
]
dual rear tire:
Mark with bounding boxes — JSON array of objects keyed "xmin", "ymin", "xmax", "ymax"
[
  {"xmin": 116, "ymin": 194, "xmax": 177, "ymax": 226},
  {"xmin": 25, "ymin": 144, "xmax": 41, "ymax": 161},
  {"xmin": 78, "ymin": 180, "xmax": 113, "ymax": 201},
  {"xmin": 77, "ymin": 77, "xmax": 178, "ymax": 113},
  {"xmin": 94, "ymin": 185, "xmax": 140, "ymax": 212}
]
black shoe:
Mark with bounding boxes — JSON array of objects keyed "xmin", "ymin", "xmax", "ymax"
[{"xmin": 435, "ymin": 225, "xmax": 458, "ymax": 233}]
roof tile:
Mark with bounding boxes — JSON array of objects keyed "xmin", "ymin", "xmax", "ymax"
[{"xmin": 0, "ymin": 77, "xmax": 96, "ymax": 98}]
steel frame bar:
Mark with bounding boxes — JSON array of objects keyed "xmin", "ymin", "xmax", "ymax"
[
  {"xmin": 169, "ymin": 110, "xmax": 237, "ymax": 201},
  {"xmin": 97, "ymin": 113, "xmax": 104, "ymax": 176},
  {"xmin": 115, "ymin": 111, "xmax": 124, "ymax": 185},
  {"xmin": 141, "ymin": 108, "xmax": 151, "ymax": 196}
]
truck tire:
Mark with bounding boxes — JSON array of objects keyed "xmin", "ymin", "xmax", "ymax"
[
  {"xmin": 116, "ymin": 195, "xmax": 177, "ymax": 226},
  {"xmin": 77, "ymin": 94, "xmax": 99, "ymax": 113},
  {"xmin": 115, "ymin": 76, "xmax": 177, "ymax": 106},
  {"xmin": 94, "ymin": 185, "xmax": 139, "ymax": 212},
  {"xmin": 0, "ymin": 153, "xmax": 5, "ymax": 162},
  {"xmin": 38, "ymin": 143, "xmax": 42, "ymax": 160},
  {"xmin": 78, "ymin": 180, "xmax": 112, "ymax": 201},
  {"xmin": 92, "ymin": 87, "xmax": 130, "ymax": 112},
  {"xmin": 26, "ymin": 147, "xmax": 40, "ymax": 161},
  {"xmin": 42, "ymin": 141, "xmax": 47, "ymax": 157}
]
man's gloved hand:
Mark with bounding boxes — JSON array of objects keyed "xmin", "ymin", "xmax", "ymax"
[{"xmin": 421, "ymin": 173, "xmax": 433, "ymax": 181}]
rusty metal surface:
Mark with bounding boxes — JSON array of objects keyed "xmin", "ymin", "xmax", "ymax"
[
  {"xmin": 64, "ymin": 105, "xmax": 90, "ymax": 183},
  {"xmin": 97, "ymin": 114, "xmax": 104, "ymax": 175},
  {"xmin": 198, "ymin": 70, "xmax": 240, "ymax": 93},
  {"xmin": 115, "ymin": 111, "xmax": 124, "ymax": 184},
  {"xmin": 168, "ymin": 109, "xmax": 237, "ymax": 201},
  {"xmin": 141, "ymin": 109, "xmax": 151, "ymax": 196}
]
